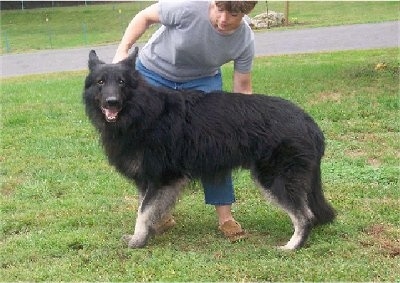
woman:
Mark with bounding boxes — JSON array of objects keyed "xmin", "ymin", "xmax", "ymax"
[{"xmin": 113, "ymin": 0, "xmax": 257, "ymax": 242}]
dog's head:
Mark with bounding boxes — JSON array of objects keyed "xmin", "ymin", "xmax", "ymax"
[{"xmin": 85, "ymin": 47, "xmax": 139, "ymax": 123}]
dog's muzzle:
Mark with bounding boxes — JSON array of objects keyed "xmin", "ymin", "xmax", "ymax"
[{"xmin": 101, "ymin": 96, "xmax": 122, "ymax": 123}]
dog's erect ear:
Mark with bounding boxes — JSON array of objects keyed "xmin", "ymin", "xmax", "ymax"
[
  {"xmin": 88, "ymin": 50, "xmax": 104, "ymax": 71},
  {"xmin": 121, "ymin": 46, "xmax": 139, "ymax": 68}
]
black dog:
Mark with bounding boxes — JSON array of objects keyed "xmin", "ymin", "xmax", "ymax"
[{"xmin": 83, "ymin": 47, "xmax": 335, "ymax": 250}]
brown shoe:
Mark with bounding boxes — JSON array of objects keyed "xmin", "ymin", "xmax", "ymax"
[
  {"xmin": 218, "ymin": 220, "xmax": 247, "ymax": 242},
  {"xmin": 154, "ymin": 214, "xmax": 176, "ymax": 235}
]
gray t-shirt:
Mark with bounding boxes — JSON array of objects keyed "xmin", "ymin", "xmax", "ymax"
[{"xmin": 138, "ymin": 0, "xmax": 255, "ymax": 82}]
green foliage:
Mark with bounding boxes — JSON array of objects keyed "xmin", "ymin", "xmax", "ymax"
[{"xmin": 1, "ymin": 49, "xmax": 399, "ymax": 281}]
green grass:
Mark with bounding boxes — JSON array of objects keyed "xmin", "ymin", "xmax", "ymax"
[
  {"xmin": 1, "ymin": 48, "xmax": 399, "ymax": 281},
  {"xmin": 1, "ymin": 2, "xmax": 155, "ymax": 53},
  {"xmin": 1, "ymin": 1, "xmax": 399, "ymax": 53},
  {"xmin": 260, "ymin": 1, "xmax": 399, "ymax": 27}
]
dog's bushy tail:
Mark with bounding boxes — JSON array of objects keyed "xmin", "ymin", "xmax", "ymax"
[{"xmin": 308, "ymin": 166, "xmax": 336, "ymax": 225}]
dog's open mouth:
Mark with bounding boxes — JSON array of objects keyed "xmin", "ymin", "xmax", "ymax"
[{"xmin": 101, "ymin": 107, "xmax": 120, "ymax": 123}]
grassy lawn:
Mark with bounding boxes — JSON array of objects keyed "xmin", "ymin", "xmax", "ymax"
[
  {"xmin": 1, "ymin": 48, "xmax": 399, "ymax": 281},
  {"xmin": 1, "ymin": 1, "xmax": 399, "ymax": 53}
]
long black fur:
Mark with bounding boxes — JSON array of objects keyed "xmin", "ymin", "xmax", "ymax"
[{"xmin": 83, "ymin": 47, "xmax": 335, "ymax": 249}]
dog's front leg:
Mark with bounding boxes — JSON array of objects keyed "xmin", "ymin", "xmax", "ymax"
[
  {"xmin": 122, "ymin": 189, "xmax": 153, "ymax": 248},
  {"xmin": 123, "ymin": 178, "xmax": 185, "ymax": 248}
]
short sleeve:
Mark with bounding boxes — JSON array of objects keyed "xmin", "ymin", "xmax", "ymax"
[{"xmin": 234, "ymin": 40, "xmax": 255, "ymax": 73}]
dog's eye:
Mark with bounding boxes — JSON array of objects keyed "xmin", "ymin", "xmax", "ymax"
[
  {"xmin": 118, "ymin": 79, "xmax": 125, "ymax": 86},
  {"xmin": 97, "ymin": 79, "xmax": 105, "ymax": 85}
]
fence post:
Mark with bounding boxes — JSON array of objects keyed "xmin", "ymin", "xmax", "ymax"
[
  {"xmin": 46, "ymin": 16, "xmax": 53, "ymax": 49},
  {"xmin": 119, "ymin": 9, "xmax": 124, "ymax": 35},
  {"xmin": 82, "ymin": 23, "xmax": 88, "ymax": 45},
  {"xmin": 3, "ymin": 31, "xmax": 11, "ymax": 53},
  {"xmin": 285, "ymin": 1, "xmax": 289, "ymax": 26}
]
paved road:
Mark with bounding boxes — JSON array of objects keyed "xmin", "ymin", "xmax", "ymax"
[{"xmin": 1, "ymin": 21, "xmax": 399, "ymax": 78}]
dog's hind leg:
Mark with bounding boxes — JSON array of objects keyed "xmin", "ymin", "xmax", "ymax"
[
  {"xmin": 259, "ymin": 175, "xmax": 314, "ymax": 250},
  {"xmin": 252, "ymin": 156, "xmax": 316, "ymax": 250},
  {"xmin": 123, "ymin": 178, "xmax": 187, "ymax": 248}
]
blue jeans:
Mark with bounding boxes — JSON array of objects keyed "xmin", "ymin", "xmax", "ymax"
[{"xmin": 136, "ymin": 60, "xmax": 235, "ymax": 205}]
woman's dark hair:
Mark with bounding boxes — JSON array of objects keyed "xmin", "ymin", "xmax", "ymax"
[{"xmin": 215, "ymin": 1, "xmax": 257, "ymax": 14}]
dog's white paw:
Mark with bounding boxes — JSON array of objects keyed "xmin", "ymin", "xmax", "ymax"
[
  {"xmin": 122, "ymin": 234, "xmax": 148, "ymax": 248},
  {"xmin": 277, "ymin": 244, "xmax": 297, "ymax": 251}
]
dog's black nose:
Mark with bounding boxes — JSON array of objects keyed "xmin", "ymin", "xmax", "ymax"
[{"xmin": 105, "ymin": 97, "xmax": 120, "ymax": 107}]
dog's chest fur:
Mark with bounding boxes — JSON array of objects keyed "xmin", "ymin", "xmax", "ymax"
[{"xmin": 102, "ymin": 132, "xmax": 144, "ymax": 178}]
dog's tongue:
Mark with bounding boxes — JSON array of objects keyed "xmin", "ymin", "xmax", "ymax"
[{"xmin": 102, "ymin": 107, "xmax": 118, "ymax": 122}]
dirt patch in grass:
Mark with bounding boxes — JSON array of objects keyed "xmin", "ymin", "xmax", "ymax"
[
  {"xmin": 367, "ymin": 158, "xmax": 382, "ymax": 168},
  {"xmin": 309, "ymin": 91, "xmax": 344, "ymax": 106},
  {"xmin": 1, "ymin": 177, "xmax": 23, "ymax": 197},
  {"xmin": 361, "ymin": 224, "xmax": 400, "ymax": 258},
  {"xmin": 123, "ymin": 195, "xmax": 138, "ymax": 210},
  {"xmin": 344, "ymin": 149, "xmax": 382, "ymax": 168}
]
